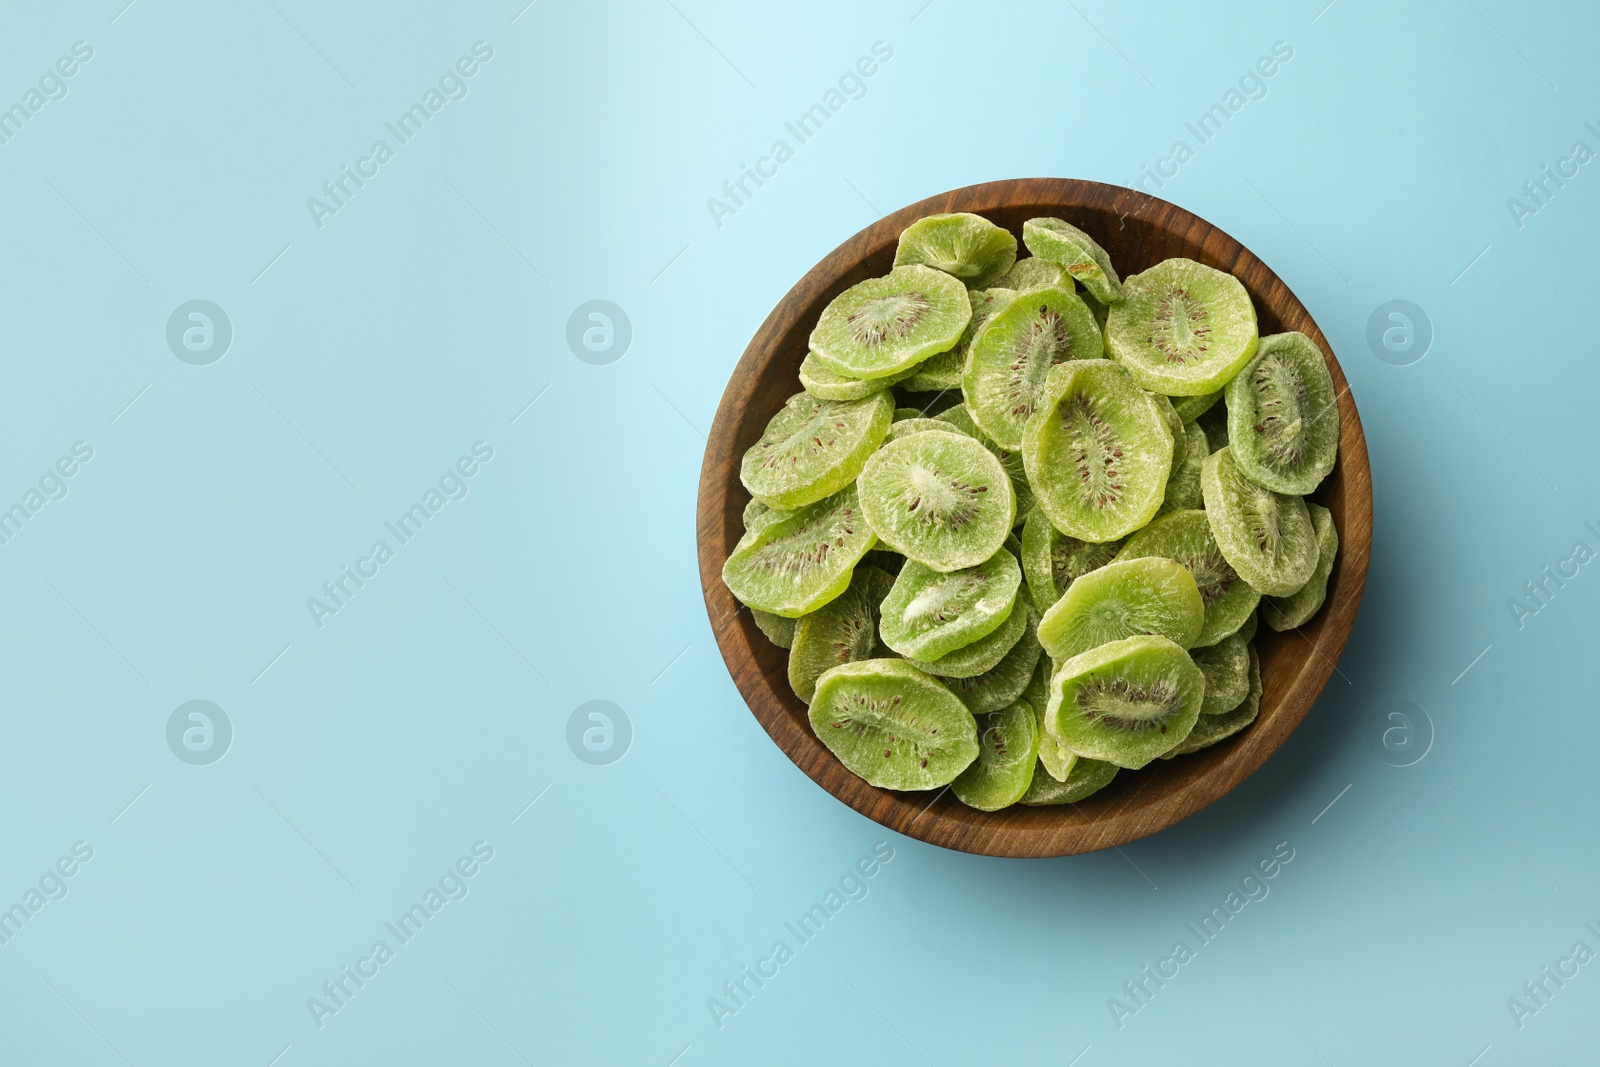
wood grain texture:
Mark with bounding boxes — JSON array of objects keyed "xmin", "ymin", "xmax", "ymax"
[{"xmin": 696, "ymin": 178, "xmax": 1372, "ymax": 858}]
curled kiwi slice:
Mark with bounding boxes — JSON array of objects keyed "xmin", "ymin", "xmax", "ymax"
[
  {"xmin": 893, "ymin": 212, "xmax": 1018, "ymax": 289},
  {"xmin": 964, "ymin": 286, "xmax": 1103, "ymax": 450},
  {"xmin": 1164, "ymin": 645, "xmax": 1261, "ymax": 757},
  {"xmin": 901, "ymin": 288, "xmax": 1005, "ymax": 393},
  {"xmin": 1020, "ymin": 507, "xmax": 1122, "ymax": 613},
  {"xmin": 799, "ymin": 350, "xmax": 916, "ymax": 401},
  {"xmin": 992, "ymin": 257, "xmax": 1071, "ymax": 293},
  {"xmin": 809, "ymin": 659, "xmax": 979, "ymax": 790},
  {"xmin": 1106, "ymin": 258, "xmax": 1259, "ymax": 396},
  {"xmin": 1036, "ymin": 556, "xmax": 1205, "ymax": 662},
  {"xmin": 1022, "ymin": 360, "xmax": 1173, "ymax": 543},
  {"xmin": 1190, "ymin": 633, "xmax": 1250, "ymax": 715},
  {"xmin": 858, "ymin": 431, "xmax": 1015, "ymax": 572},
  {"xmin": 721, "ymin": 484, "xmax": 877, "ymax": 617},
  {"xmin": 953, "ymin": 699, "xmax": 1040, "ymax": 811},
  {"xmin": 1201, "ymin": 448, "xmax": 1318, "ymax": 597},
  {"xmin": 1263, "ymin": 502, "xmax": 1338, "ymax": 630},
  {"xmin": 1021, "ymin": 217, "xmax": 1123, "ymax": 305},
  {"xmin": 752, "ymin": 610, "xmax": 796, "ymax": 649},
  {"xmin": 1116, "ymin": 509, "xmax": 1261, "ymax": 647},
  {"xmin": 1024, "ymin": 655, "xmax": 1076, "ymax": 782},
  {"xmin": 878, "ymin": 550, "xmax": 1021, "ymax": 661},
  {"xmin": 810, "ymin": 265, "xmax": 972, "ymax": 380},
  {"xmin": 740, "ymin": 389, "xmax": 893, "ymax": 509},
  {"xmin": 1159, "ymin": 422, "xmax": 1210, "ymax": 514},
  {"xmin": 1225, "ymin": 331, "xmax": 1339, "ymax": 495},
  {"xmin": 1046, "ymin": 634, "xmax": 1205, "ymax": 770},
  {"xmin": 1172, "ymin": 389, "xmax": 1223, "ymax": 423},
  {"xmin": 936, "ymin": 610, "xmax": 1043, "ymax": 714},
  {"xmin": 886, "ymin": 419, "xmax": 963, "ymax": 442},
  {"xmin": 787, "ymin": 566, "xmax": 893, "ymax": 703},
  {"xmin": 909, "ymin": 596, "xmax": 1030, "ymax": 679},
  {"xmin": 1019, "ymin": 753, "xmax": 1119, "ymax": 805}
]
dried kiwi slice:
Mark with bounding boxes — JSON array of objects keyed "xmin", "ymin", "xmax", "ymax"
[
  {"xmin": 893, "ymin": 212, "xmax": 1018, "ymax": 289},
  {"xmin": 810, "ymin": 265, "xmax": 972, "ymax": 380},
  {"xmin": 740, "ymin": 390, "xmax": 893, "ymax": 509},
  {"xmin": 1019, "ymin": 507, "xmax": 1123, "ymax": 613},
  {"xmin": 1201, "ymin": 448, "xmax": 1318, "ymax": 597},
  {"xmin": 1106, "ymin": 259, "xmax": 1259, "ymax": 396},
  {"xmin": 1018, "ymin": 753, "xmax": 1119, "ymax": 805},
  {"xmin": 952, "ymin": 699, "xmax": 1039, "ymax": 811},
  {"xmin": 1262, "ymin": 502, "xmax": 1338, "ymax": 630},
  {"xmin": 1023, "ymin": 360, "xmax": 1173, "ymax": 542},
  {"xmin": 992, "ymin": 257, "xmax": 1071, "ymax": 292},
  {"xmin": 752, "ymin": 610, "xmax": 796, "ymax": 649},
  {"xmin": 1045, "ymin": 634, "xmax": 1205, "ymax": 769},
  {"xmin": 1024, "ymin": 656, "xmax": 1076, "ymax": 782},
  {"xmin": 1021, "ymin": 217, "xmax": 1123, "ymax": 305},
  {"xmin": 901, "ymin": 288, "xmax": 1015, "ymax": 393},
  {"xmin": 743, "ymin": 497, "xmax": 790, "ymax": 533},
  {"xmin": 1225, "ymin": 331, "xmax": 1339, "ymax": 495},
  {"xmin": 927, "ymin": 404, "xmax": 1032, "ymax": 523},
  {"xmin": 878, "ymin": 551, "xmax": 1021, "ymax": 661},
  {"xmin": 937, "ymin": 610, "xmax": 1043, "ymax": 714},
  {"xmin": 1035, "ymin": 556, "xmax": 1205, "ymax": 662},
  {"xmin": 1172, "ymin": 389, "xmax": 1223, "ymax": 423},
  {"xmin": 721, "ymin": 484, "xmax": 877, "ymax": 617},
  {"xmin": 1153, "ymin": 393, "xmax": 1188, "ymax": 473},
  {"xmin": 858, "ymin": 431, "xmax": 1015, "ymax": 572},
  {"xmin": 1116, "ymin": 509, "xmax": 1261, "ymax": 647},
  {"xmin": 963, "ymin": 286, "xmax": 1103, "ymax": 450},
  {"xmin": 1190, "ymin": 632, "xmax": 1250, "ymax": 715},
  {"xmin": 798, "ymin": 350, "xmax": 916, "ymax": 401},
  {"xmin": 909, "ymin": 595, "xmax": 1029, "ymax": 678},
  {"xmin": 808, "ymin": 659, "xmax": 979, "ymax": 790},
  {"xmin": 787, "ymin": 566, "xmax": 892, "ymax": 703},
  {"xmin": 1164, "ymin": 645, "xmax": 1260, "ymax": 757},
  {"xmin": 886, "ymin": 418, "xmax": 963, "ymax": 442},
  {"xmin": 1159, "ymin": 421, "xmax": 1210, "ymax": 514}
]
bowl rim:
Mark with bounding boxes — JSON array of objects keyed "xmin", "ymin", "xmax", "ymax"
[{"xmin": 695, "ymin": 177, "xmax": 1371, "ymax": 858}]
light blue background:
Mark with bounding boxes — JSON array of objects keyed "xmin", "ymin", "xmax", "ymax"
[{"xmin": 0, "ymin": 1, "xmax": 1592, "ymax": 1063}]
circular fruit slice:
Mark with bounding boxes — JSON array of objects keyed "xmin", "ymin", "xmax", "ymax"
[
  {"xmin": 963, "ymin": 286, "xmax": 1103, "ymax": 450},
  {"xmin": 1106, "ymin": 258, "xmax": 1259, "ymax": 396},
  {"xmin": 787, "ymin": 565, "xmax": 893, "ymax": 703},
  {"xmin": 1035, "ymin": 556, "xmax": 1205, "ymax": 662},
  {"xmin": 939, "ymin": 614, "xmax": 1042, "ymax": 713},
  {"xmin": 1020, "ymin": 507, "xmax": 1122, "ymax": 613},
  {"xmin": 721, "ymin": 484, "xmax": 877, "ymax": 617},
  {"xmin": 892, "ymin": 212, "xmax": 1018, "ymax": 289},
  {"xmin": 1262, "ymin": 502, "xmax": 1338, "ymax": 630},
  {"xmin": 903, "ymin": 288, "xmax": 1017, "ymax": 393},
  {"xmin": 1225, "ymin": 331, "xmax": 1339, "ymax": 495},
  {"xmin": 751, "ymin": 610, "xmax": 796, "ymax": 649},
  {"xmin": 1158, "ymin": 422, "xmax": 1210, "ymax": 514},
  {"xmin": 1045, "ymin": 634, "xmax": 1205, "ymax": 769},
  {"xmin": 1116, "ymin": 509, "xmax": 1260, "ymax": 647},
  {"xmin": 1201, "ymin": 448, "xmax": 1318, "ymax": 597},
  {"xmin": 952, "ymin": 699, "xmax": 1040, "ymax": 811},
  {"xmin": 1021, "ymin": 217, "xmax": 1123, "ymax": 305},
  {"xmin": 908, "ymin": 595, "xmax": 1029, "ymax": 678},
  {"xmin": 1190, "ymin": 632, "xmax": 1250, "ymax": 715},
  {"xmin": 858, "ymin": 431, "xmax": 1015, "ymax": 572},
  {"xmin": 992, "ymin": 257, "xmax": 1070, "ymax": 292},
  {"xmin": 799, "ymin": 350, "xmax": 915, "ymax": 401},
  {"xmin": 809, "ymin": 265, "xmax": 972, "ymax": 380},
  {"xmin": 808, "ymin": 659, "xmax": 980, "ymax": 790},
  {"xmin": 739, "ymin": 389, "xmax": 893, "ymax": 509},
  {"xmin": 1172, "ymin": 389, "xmax": 1222, "ymax": 423},
  {"xmin": 1022, "ymin": 359, "xmax": 1173, "ymax": 543},
  {"xmin": 878, "ymin": 550, "xmax": 1021, "ymax": 661},
  {"xmin": 886, "ymin": 418, "xmax": 963, "ymax": 442},
  {"xmin": 1019, "ymin": 753, "xmax": 1119, "ymax": 805},
  {"xmin": 1163, "ymin": 645, "xmax": 1260, "ymax": 758}
]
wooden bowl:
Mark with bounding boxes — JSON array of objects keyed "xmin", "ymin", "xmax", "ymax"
[{"xmin": 696, "ymin": 178, "xmax": 1371, "ymax": 858}]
